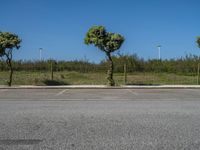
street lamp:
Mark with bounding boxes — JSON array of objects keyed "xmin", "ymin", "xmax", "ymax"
[
  {"xmin": 157, "ymin": 45, "xmax": 161, "ymax": 60},
  {"xmin": 39, "ymin": 48, "xmax": 43, "ymax": 61}
]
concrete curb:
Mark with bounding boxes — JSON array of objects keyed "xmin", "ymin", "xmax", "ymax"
[
  {"xmin": 0, "ymin": 85, "xmax": 200, "ymax": 89},
  {"xmin": 122, "ymin": 85, "xmax": 200, "ymax": 89}
]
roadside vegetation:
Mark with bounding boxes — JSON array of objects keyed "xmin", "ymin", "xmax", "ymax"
[
  {"xmin": 0, "ymin": 71, "xmax": 197, "ymax": 86},
  {"xmin": 0, "ymin": 54, "xmax": 200, "ymax": 74},
  {"xmin": 0, "ymin": 54, "xmax": 199, "ymax": 85}
]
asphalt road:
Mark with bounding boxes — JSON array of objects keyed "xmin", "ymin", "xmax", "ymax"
[{"xmin": 0, "ymin": 89, "xmax": 200, "ymax": 150}]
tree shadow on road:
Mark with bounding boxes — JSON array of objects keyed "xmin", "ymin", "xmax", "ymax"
[{"xmin": 43, "ymin": 79, "xmax": 70, "ymax": 86}]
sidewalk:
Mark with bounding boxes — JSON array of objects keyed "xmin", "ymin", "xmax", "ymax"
[{"xmin": 0, "ymin": 85, "xmax": 200, "ymax": 89}]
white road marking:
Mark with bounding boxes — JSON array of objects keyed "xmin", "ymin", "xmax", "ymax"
[
  {"xmin": 127, "ymin": 89, "xmax": 138, "ymax": 96},
  {"xmin": 56, "ymin": 89, "xmax": 69, "ymax": 96}
]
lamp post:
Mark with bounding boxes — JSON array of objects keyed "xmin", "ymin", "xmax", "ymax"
[
  {"xmin": 157, "ymin": 45, "xmax": 161, "ymax": 60},
  {"xmin": 39, "ymin": 48, "xmax": 43, "ymax": 61}
]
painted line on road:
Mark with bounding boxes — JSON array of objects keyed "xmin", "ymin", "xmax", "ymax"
[
  {"xmin": 127, "ymin": 89, "xmax": 139, "ymax": 96},
  {"xmin": 56, "ymin": 89, "xmax": 69, "ymax": 96}
]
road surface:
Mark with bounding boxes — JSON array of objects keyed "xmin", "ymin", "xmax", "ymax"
[{"xmin": 0, "ymin": 89, "xmax": 200, "ymax": 150}]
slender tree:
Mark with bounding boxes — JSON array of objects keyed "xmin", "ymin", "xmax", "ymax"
[
  {"xmin": 84, "ymin": 26, "xmax": 124, "ymax": 86},
  {"xmin": 0, "ymin": 32, "xmax": 21, "ymax": 86}
]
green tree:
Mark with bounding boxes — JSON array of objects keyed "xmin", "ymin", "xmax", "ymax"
[
  {"xmin": 84, "ymin": 26, "xmax": 124, "ymax": 86},
  {"xmin": 0, "ymin": 32, "xmax": 21, "ymax": 86}
]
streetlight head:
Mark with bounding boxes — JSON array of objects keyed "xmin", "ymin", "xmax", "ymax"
[{"xmin": 157, "ymin": 45, "xmax": 161, "ymax": 48}]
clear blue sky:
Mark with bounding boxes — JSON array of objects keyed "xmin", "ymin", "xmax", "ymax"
[{"xmin": 0, "ymin": 0, "xmax": 200, "ymax": 62}]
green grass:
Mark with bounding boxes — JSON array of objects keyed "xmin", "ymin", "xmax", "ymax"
[
  {"xmin": 0, "ymin": 71, "xmax": 198, "ymax": 85},
  {"xmin": 126, "ymin": 72, "xmax": 197, "ymax": 85}
]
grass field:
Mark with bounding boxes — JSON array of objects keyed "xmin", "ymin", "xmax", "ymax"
[{"xmin": 0, "ymin": 71, "xmax": 198, "ymax": 85}]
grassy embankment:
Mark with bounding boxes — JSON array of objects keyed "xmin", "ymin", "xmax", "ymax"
[{"xmin": 0, "ymin": 71, "xmax": 198, "ymax": 85}]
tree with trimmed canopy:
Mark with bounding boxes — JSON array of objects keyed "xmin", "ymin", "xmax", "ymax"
[
  {"xmin": 84, "ymin": 26, "xmax": 124, "ymax": 86},
  {"xmin": 0, "ymin": 32, "xmax": 21, "ymax": 86}
]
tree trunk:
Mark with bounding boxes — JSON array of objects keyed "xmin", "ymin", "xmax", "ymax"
[
  {"xmin": 106, "ymin": 52, "xmax": 115, "ymax": 86},
  {"xmin": 124, "ymin": 63, "xmax": 127, "ymax": 85},
  {"xmin": 5, "ymin": 51, "xmax": 13, "ymax": 86},
  {"xmin": 197, "ymin": 63, "xmax": 200, "ymax": 85},
  {"xmin": 51, "ymin": 61, "xmax": 54, "ymax": 80},
  {"xmin": 7, "ymin": 58, "xmax": 13, "ymax": 86}
]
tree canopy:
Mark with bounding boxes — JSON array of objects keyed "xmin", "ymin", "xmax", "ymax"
[
  {"xmin": 0, "ymin": 32, "xmax": 21, "ymax": 55},
  {"xmin": 84, "ymin": 26, "xmax": 124, "ymax": 53}
]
